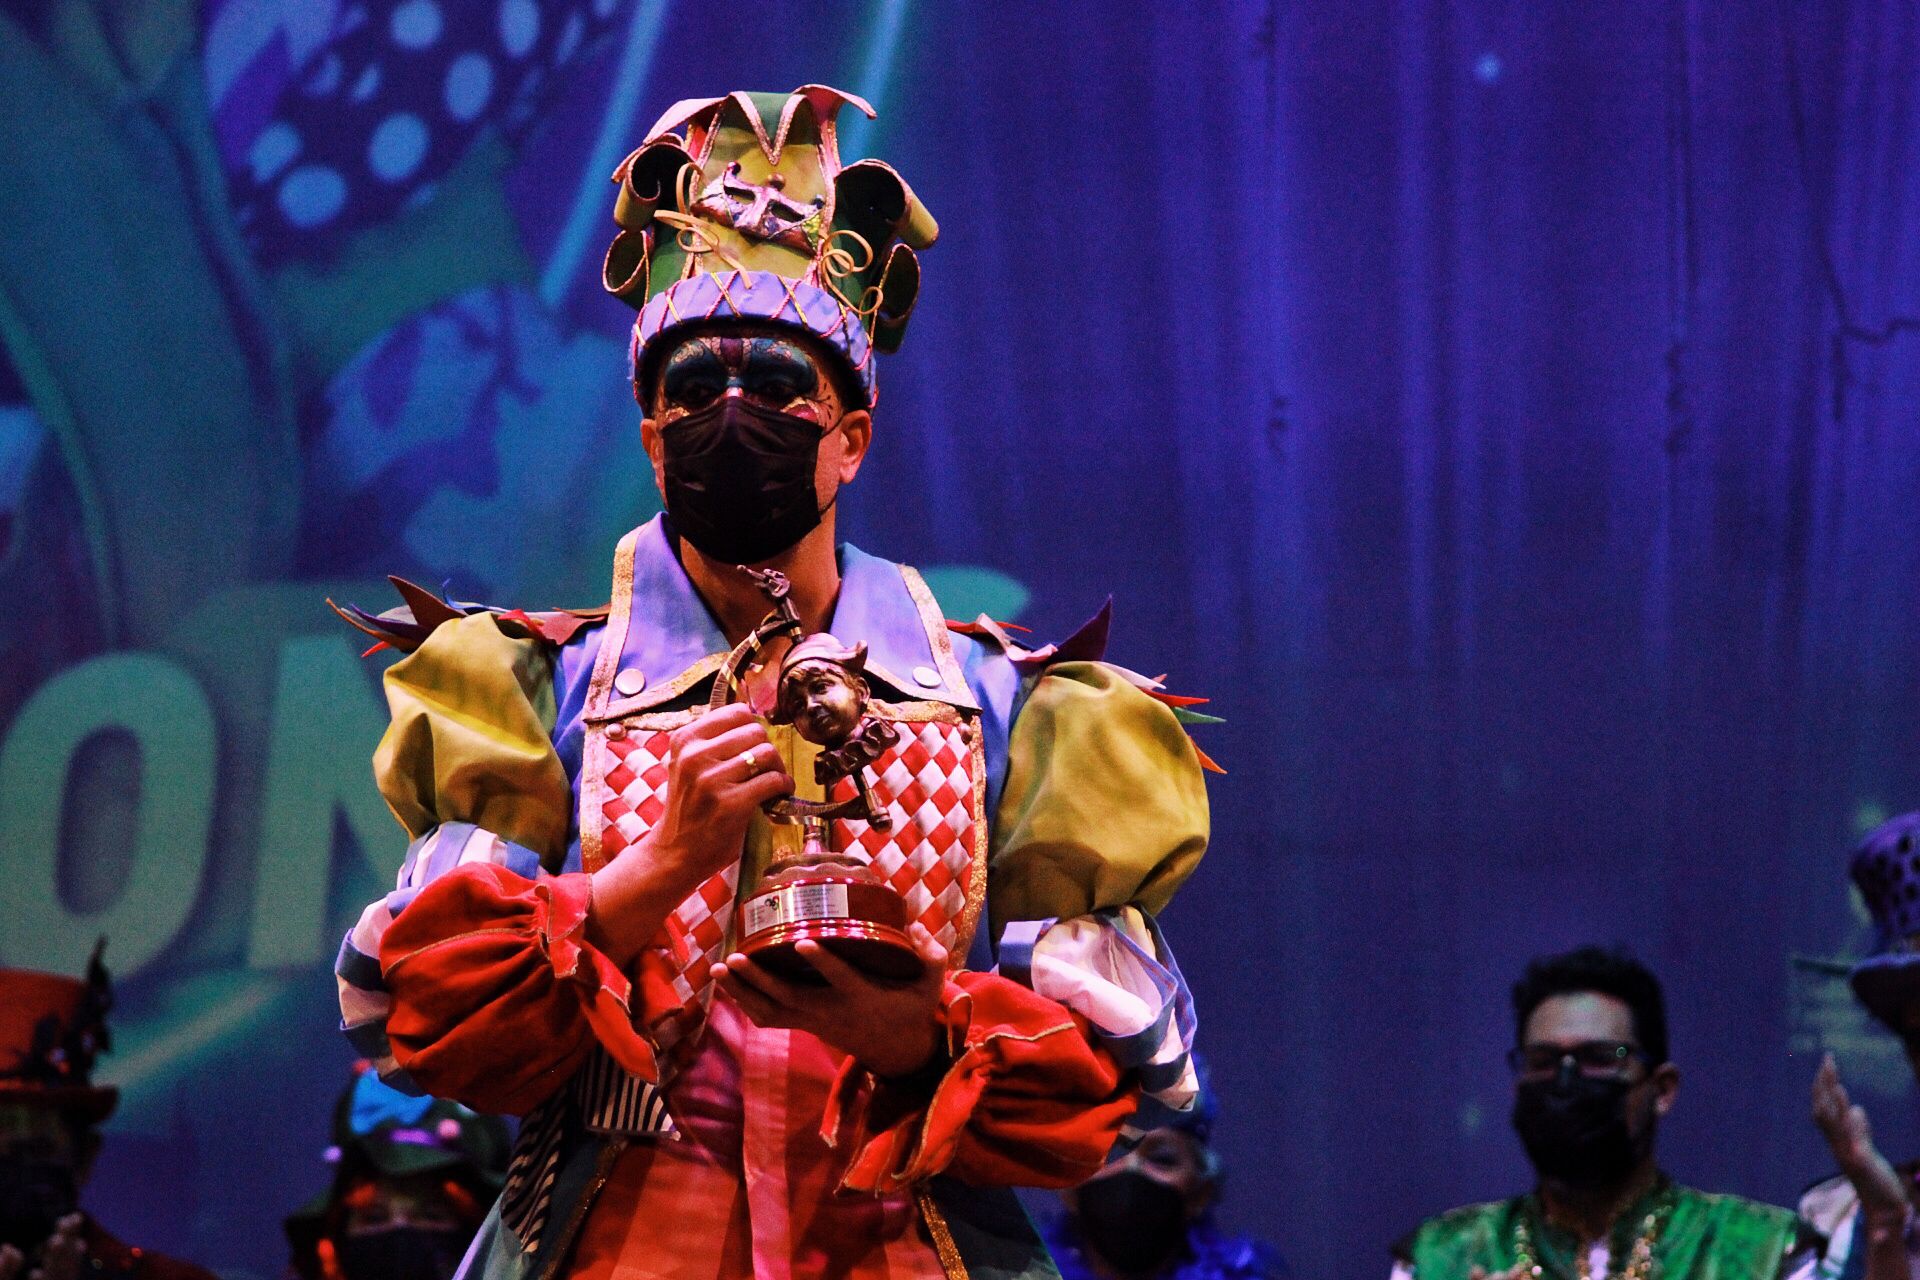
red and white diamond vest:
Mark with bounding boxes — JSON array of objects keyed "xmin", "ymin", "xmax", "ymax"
[{"xmin": 576, "ymin": 529, "xmax": 988, "ymax": 1061}]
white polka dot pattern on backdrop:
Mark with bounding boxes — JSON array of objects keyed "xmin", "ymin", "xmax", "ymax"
[
  {"xmin": 305, "ymin": 52, "xmax": 343, "ymax": 95},
  {"xmin": 444, "ymin": 53, "xmax": 493, "ymax": 121},
  {"xmin": 498, "ymin": 0, "xmax": 539, "ymax": 57},
  {"xmin": 389, "ymin": 0, "xmax": 441, "ymax": 49},
  {"xmin": 554, "ymin": 12, "xmax": 583, "ymax": 64},
  {"xmin": 369, "ymin": 113, "xmax": 430, "ymax": 182},
  {"xmin": 504, "ymin": 65, "xmax": 544, "ymax": 127},
  {"xmin": 230, "ymin": 0, "xmax": 640, "ymax": 264},
  {"xmin": 249, "ymin": 123, "xmax": 300, "ymax": 181},
  {"xmin": 277, "ymin": 165, "xmax": 347, "ymax": 227}
]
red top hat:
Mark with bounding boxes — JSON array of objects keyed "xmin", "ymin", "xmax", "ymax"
[{"xmin": 0, "ymin": 942, "xmax": 118, "ymax": 1125}]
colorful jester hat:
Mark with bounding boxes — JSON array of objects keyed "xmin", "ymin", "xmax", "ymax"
[{"xmin": 604, "ymin": 85, "xmax": 938, "ymax": 409}]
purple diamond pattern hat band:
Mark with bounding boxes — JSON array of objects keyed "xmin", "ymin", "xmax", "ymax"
[{"xmin": 630, "ymin": 270, "xmax": 876, "ymax": 403}]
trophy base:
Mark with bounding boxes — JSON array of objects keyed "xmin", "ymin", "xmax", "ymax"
[
  {"xmin": 738, "ymin": 921, "xmax": 924, "ymax": 985},
  {"xmin": 737, "ymin": 870, "xmax": 923, "ymax": 985}
]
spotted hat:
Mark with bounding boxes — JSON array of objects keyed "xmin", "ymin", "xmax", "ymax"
[
  {"xmin": 604, "ymin": 85, "xmax": 938, "ymax": 408},
  {"xmin": 1848, "ymin": 812, "xmax": 1920, "ymax": 1031}
]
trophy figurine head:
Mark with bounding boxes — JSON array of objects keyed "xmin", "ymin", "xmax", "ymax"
[
  {"xmin": 742, "ymin": 625, "xmax": 918, "ymax": 979},
  {"xmin": 771, "ymin": 633, "xmax": 872, "ymax": 748}
]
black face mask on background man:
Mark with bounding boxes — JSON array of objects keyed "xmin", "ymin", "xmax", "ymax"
[
  {"xmin": 661, "ymin": 396, "xmax": 830, "ymax": 566},
  {"xmin": 1511, "ymin": 1072, "xmax": 1647, "ymax": 1189},
  {"xmin": 0, "ymin": 1159, "xmax": 79, "ymax": 1253},
  {"xmin": 334, "ymin": 1225, "xmax": 472, "ymax": 1280},
  {"xmin": 1073, "ymin": 1168, "xmax": 1190, "ymax": 1274}
]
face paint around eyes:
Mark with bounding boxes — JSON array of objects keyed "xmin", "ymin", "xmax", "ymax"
[
  {"xmin": 656, "ymin": 334, "xmax": 836, "ymax": 421},
  {"xmin": 659, "ymin": 345, "xmax": 730, "ymax": 410},
  {"xmin": 738, "ymin": 339, "xmax": 820, "ymax": 402}
]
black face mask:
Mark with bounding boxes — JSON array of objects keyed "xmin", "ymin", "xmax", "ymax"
[
  {"xmin": 660, "ymin": 397, "xmax": 829, "ymax": 567},
  {"xmin": 1511, "ymin": 1073, "xmax": 1645, "ymax": 1189},
  {"xmin": 334, "ymin": 1226, "xmax": 471, "ymax": 1280},
  {"xmin": 0, "ymin": 1160, "xmax": 79, "ymax": 1252},
  {"xmin": 1074, "ymin": 1169, "xmax": 1190, "ymax": 1274}
]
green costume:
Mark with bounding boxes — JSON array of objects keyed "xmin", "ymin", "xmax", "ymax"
[{"xmin": 1395, "ymin": 1177, "xmax": 1814, "ymax": 1279}]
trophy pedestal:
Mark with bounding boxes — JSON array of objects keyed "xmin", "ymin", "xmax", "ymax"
[{"xmin": 737, "ymin": 856, "xmax": 921, "ymax": 985}]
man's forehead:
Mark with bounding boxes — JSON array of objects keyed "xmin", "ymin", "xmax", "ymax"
[
  {"xmin": 660, "ymin": 328, "xmax": 822, "ymax": 369},
  {"xmin": 1522, "ymin": 991, "xmax": 1637, "ymax": 1045}
]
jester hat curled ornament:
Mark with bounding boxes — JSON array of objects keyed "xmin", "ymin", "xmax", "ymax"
[{"xmin": 603, "ymin": 85, "xmax": 939, "ymax": 408}]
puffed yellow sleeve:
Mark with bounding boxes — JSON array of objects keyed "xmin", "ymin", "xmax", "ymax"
[
  {"xmin": 372, "ymin": 612, "xmax": 572, "ymax": 864},
  {"xmin": 987, "ymin": 660, "xmax": 1210, "ymax": 937}
]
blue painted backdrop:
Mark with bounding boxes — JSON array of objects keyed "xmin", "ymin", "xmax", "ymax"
[{"xmin": 3, "ymin": 1, "xmax": 1919, "ymax": 1275}]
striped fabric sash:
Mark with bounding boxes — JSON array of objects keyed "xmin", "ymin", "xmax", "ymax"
[
  {"xmin": 497, "ymin": 1091, "xmax": 566, "ymax": 1249},
  {"xmin": 577, "ymin": 1044, "xmax": 675, "ymax": 1135},
  {"xmin": 498, "ymin": 1046, "xmax": 675, "ymax": 1250}
]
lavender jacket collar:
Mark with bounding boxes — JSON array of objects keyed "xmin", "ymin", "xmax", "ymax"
[{"xmin": 579, "ymin": 516, "xmax": 978, "ymax": 721}]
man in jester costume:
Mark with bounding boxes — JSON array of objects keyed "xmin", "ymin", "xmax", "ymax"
[{"xmin": 332, "ymin": 86, "xmax": 1210, "ymax": 1279}]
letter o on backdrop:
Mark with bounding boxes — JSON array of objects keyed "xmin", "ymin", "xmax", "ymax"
[{"xmin": 0, "ymin": 654, "xmax": 215, "ymax": 976}]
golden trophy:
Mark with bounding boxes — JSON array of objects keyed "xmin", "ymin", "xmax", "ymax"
[{"xmin": 717, "ymin": 571, "xmax": 921, "ymax": 984}]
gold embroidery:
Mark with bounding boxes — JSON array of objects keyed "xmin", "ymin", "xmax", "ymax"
[
  {"xmin": 590, "ymin": 651, "xmax": 729, "ymax": 720},
  {"xmin": 900, "ymin": 563, "xmax": 972, "ymax": 698},
  {"xmin": 581, "ymin": 530, "xmax": 639, "ymax": 874},
  {"xmin": 585, "ymin": 530, "xmax": 639, "ymax": 717},
  {"xmin": 916, "ymin": 1189, "xmax": 970, "ymax": 1280},
  {"xmin": 894, "ymin": 563, "xmax": 989, "ymax": 964},
  {"xmin": 869, "ymin": 699, "xmax": 965, "ymax": 725},
  {"xmin": 957, "ymin": 724, "xmax": 989, "ymax": 966}
]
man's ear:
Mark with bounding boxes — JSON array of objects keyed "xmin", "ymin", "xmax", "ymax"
[
  {"xmin": 836, "ymin": 409, "xmax": 873, "ymax": 484},
  {"xmin": 641, "ymin": 415, "xmax": 667, "ymax": 497},
  {"xmin": 1651, "ymin": 1062, "xmax": 1681, "ymax": 1117}
]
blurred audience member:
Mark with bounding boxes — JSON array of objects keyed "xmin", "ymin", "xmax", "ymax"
[
  {"xmin": 284, "ymin": 1064, "xmax": 507, "ymax": 1280},
  {"xmin": 1803, "ymin": 812, "xmax": 1920, "ymax": 1279},
  {"xmin": 0, "ymin": 944, "xmax": 215, "ymax": 1280},
  {"xmin": 1394, "ymin": 945, "xmax": 1818, "ymax": 1280},
  {"xmin": 1046, "ymin": 1078, "xmax": 1284, "ymax": 1280}
]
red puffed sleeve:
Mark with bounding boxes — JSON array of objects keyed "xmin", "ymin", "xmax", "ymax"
[
  {"xmin": 379, "ymin": 862, "xmax": 660, "ymax": 1115},
  {"xmin": 823, "ymin": 969, "xmax": 1136, "ymax": 1191}
]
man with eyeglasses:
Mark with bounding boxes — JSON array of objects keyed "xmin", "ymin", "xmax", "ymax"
[{"xmin": 1393, "ymin": 945, "xmax": 1818, "ymax": 1280}]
